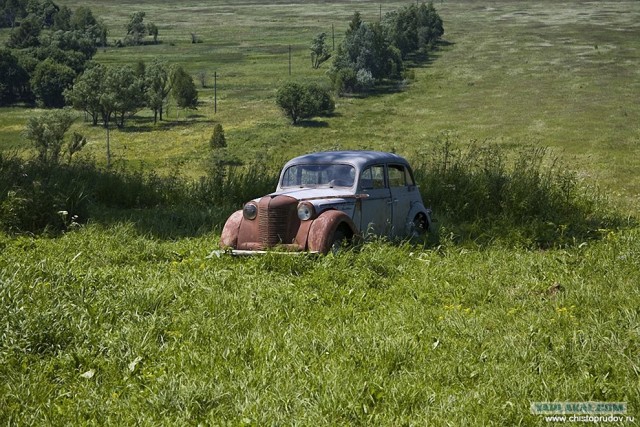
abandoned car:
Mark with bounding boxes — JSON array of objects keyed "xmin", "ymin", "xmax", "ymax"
[{"xmin": 220, "ymin": 150, "xmax": 432, "ymax": 254}]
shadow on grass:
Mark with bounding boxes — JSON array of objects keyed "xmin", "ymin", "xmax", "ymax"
[
  {"xmin": 116, "ymin": 116, "xmax": 217, "ymax": 133},
  {"xmin": 296, "ymin": 120, "xmax": 329, "ymax": 128},
  {"xmin": 89, "ymin": 205, "xmax": 231, "ymax": 239}
]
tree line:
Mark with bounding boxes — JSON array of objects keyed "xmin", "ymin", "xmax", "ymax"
[
  {"xmin": 0, "ymin": 0, "xmax": 160, "ymax": 107},
  {"xmin": 65, "ymin": 59, "xmax": 198, "ymax": 129}
]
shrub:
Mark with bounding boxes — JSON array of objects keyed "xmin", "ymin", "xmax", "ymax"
[
  {"xmin": 276, "ymin": 81, "xmax": 335, "ymax": 125},
  {"xmin": 209, "ymin": 124, "xmax": 226, "ymax": 149}
]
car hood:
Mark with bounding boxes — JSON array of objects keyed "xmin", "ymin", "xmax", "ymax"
[{"xmin": 269, "ymin": 187, "xmax": 357, "ymax": 202}]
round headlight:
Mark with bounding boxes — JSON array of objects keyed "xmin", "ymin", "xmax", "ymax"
[
  {"xmin": 243, "ymin": 202, "xmax": 258, "ymax": 220},
  {"xmin": 297, "ymin": 202, "xmax": 315, "ymax": 221}
]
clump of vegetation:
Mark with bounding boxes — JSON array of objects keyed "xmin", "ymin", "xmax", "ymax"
[
  {"xmin": 124, "ymin": 11, "xmax": 158, "ymax": 46},
  {"xmin": 23, "ymin": 108, "xmax": 79, "ymax": 164},
  {"xmin": 276, "ymin": 81, "xmax": 334, "ymax": 125},
  {"xmin": 411, "ymin": 136, "xmax": 623, "ymax": 248},
  {"xmin": 310, "ymin": 32, "xmax": 331, "ymax": 69},
  {"xmin": 64, "ymin": 58, "xmax": 196, "ymax": 127},
  {"xmin": 0, "ymin": 0, "xmax": 107, "ymax": 107},
  {"xmin": 209, "ymin": 123, "xmax": 226, "ymax": 149},
  {"xmin": 330, "ymin": 3, "xmax": 444, "ymax": 94},
  {"xmin": 171, "ymin": 66, "xmax": 198, "ymax": 113}
]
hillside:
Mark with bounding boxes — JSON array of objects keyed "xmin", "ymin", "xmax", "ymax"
[{"xmin": 1, "ymin": 1, "xmax": 639, "ymax": 425}]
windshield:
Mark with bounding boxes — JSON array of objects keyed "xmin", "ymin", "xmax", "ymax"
[{"xmin": 281, "ymin": 164, "xmax": 356, "ymax": 188}]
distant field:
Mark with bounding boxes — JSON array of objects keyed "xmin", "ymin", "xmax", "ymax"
[{"xmin": 1, "ymin": 0, "xmax": 638, "ymax": 210}]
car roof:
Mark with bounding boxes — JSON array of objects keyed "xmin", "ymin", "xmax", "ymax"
[{"xmin": 283, "ymin": 150, "xmax": 409, "ymax": 170}]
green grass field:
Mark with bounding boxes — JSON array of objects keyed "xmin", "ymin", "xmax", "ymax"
[{"xmin": 1, "ymin": 0, "xmax": 639, "ymax": 424}]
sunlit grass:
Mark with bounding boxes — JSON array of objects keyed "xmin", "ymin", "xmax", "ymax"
[
  {"xmin": 1, "ymin": 1, "xmax": 639, "ymax": 423},
  {"xmin": 1, "ymin": 225, "xmax": 638, "ymax": 424}
]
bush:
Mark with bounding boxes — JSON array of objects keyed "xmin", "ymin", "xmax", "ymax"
[
  {"xmin": 0, "ymin": 156, "xmax": 88, "ymax": 234},
  {"xmin": 276, "ymin": 81, "xmax": 335, "ymax": 124},
  {"xmin": 209, "ymin": 124, "xmax": 226, "ymax": 149}
]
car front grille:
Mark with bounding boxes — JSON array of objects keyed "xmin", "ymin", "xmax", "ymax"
[{"xmin": 258, "ymin": 196, "xmax": 297, "ymax": 246}]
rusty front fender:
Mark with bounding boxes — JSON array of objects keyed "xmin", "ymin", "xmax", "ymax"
[
  {"xmin": 220, "ymin": 210, "xmax": 243, "ymax": 249},
  {"xmin": 307, "ymin": 210, "xmax": 358, "ymax": 254}
]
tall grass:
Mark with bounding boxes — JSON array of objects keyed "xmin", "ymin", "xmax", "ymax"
[
  {"xmin": 0, "ymin": 153, "xmax": 279, "ymax": 236},
  {"xmin": 410, "ymin": 137, "xmax": 626, "ymax": 248},
  {"xmin": 1, "ymin": 143, "xmax": 628, "ymax": 245}
]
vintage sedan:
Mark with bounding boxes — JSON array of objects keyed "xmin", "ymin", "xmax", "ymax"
[{"xmin": 220, "ymin": 150, "xmax": 431, "ymax": 254}]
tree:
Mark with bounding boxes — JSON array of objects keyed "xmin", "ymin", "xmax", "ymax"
[
  {"xmin": 310, "ymin": 32, "xmax": 331, "ymax": 69},
  {"xmin": 276, "ymin": 81, "xmax": 334, "ymax": 125},
  {"xmin": 70, "ymin": 6, "xmax": 107, "ymax": 47},
  {"xmin": 0, "ymin": 47, "xmax": 29, "ymax": 105},
  {"xmin": 23, "ymin": 108, "xmax": 75, "ymax": 164},
  {"xmin": 64, "ymin": 62, "xmax": 104, "ymax": 125},
  {"xmin": 145, "ymin": 58, "xmax": 172, "ymax": 123},
  {"xmin": 383, "ymin": 2, "xmax": 444, "ymax": 57},
  {"xmin": 0, "ymin": 0, "xmax": 27, "ymax": 29},
  {"xmin": 346, "ymin": 11, "xmax": 362, "ymax": 36},
  {"xmin": 27, "ymin": 0, "xmax": 59, "ymax": 28},
  {"xmin": 6, "ymin": 15, "xmax": 40, "ymax": 48},
  {"xmin": 171, "ymin": 66, "xmax": 198, "ymax": 113},
  {"xmin": 330, "ymin": 18, "xmax": 403, "ymax": 94},
  {"xmin": 147, "ymin": 22, "xmax": 158, "ymax": 44},
  {"xmin": 52, "ymin": 4, "xmax": 71, "ymax": 30},
  {"xmin": 196, "ymin": 70, "xmax": 207, "ymax": 88},
  {"xmin": 66, "ymin": 131, "xmax": 86, "ymax": 162},
  {"xmin": 105, "ymin": 65, "xmax": 145, "ymax": 128},
  {"xmin": 209, "ymin": 123, "xmax": 226, "ymax": 149},
  {"xmin": 30, "ymin": 58, "xmax": 75, "ymax": 107},
  {"xmin": 70, "ymin": 6, "xmax": 96, "ymax": 30},
  {"xmin": 125, "ymin": 11, "xmax": 146, "ymax": 45},
  {"xmin": 305, "ymin": 83, "xmax": 335, "ymax": 116}
]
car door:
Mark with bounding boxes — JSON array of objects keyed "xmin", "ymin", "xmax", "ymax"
[
  {"xmin": 388, "ymin": 164, "xmax": 417, "ymax": 237},
  {"xmin": 357, "ymin": 164, "xmax": 391, "ymax": 236}
]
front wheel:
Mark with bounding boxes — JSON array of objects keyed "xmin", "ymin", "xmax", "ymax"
[{"xmin": 329, "ymin": 228, "xmax": 349, "ymax": 254}]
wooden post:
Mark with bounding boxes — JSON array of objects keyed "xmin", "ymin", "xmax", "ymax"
[
  {"xmin": 214, "ymin": 71, "xmax": 217, "ymax": 114},
  {"xmin": 106, "ymin": 120, "xmax": 111, "ymax": 168},
  {"xmin": 288, "ymin": 45, "xmax": 292, "ymax": 76},
  {"xmin": 332, "ymin": 24, "xmax": 335, "ymax": 50}
]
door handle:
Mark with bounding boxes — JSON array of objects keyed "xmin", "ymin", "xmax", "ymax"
[{"xmin": 387, "ymin": 199, "xmax": 398, "ymax": 205}]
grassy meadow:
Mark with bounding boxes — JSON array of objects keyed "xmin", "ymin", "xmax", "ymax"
[{"xmin": 1, "ymin": 0, "xmax": 640, "ymax": 425}]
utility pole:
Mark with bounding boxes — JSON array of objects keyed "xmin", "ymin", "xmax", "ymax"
[
  {"xmin": 214, "ymin": 71, "xmax": 217, "ymax": 114},
  {"xmin": 288, "ymin": 45, "xmax": 292, "ymax": 76},
  {"xmin": 332, "ymin": 24, "xmax": 335, "ymax": 50},
  {"xmin": 105, "ymin": 119, "xmax": 111, "ymax": 168}
]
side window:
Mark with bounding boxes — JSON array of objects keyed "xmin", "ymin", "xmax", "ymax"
[
  {"xmin": 360, "ymin": 165, "xmax": 386, "ymax": 190},
  {"xmin": 388, "ymin": 164, "xmax": 409, "ymax": 187}
]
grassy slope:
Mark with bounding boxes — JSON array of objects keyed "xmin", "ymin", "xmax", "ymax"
[
  {"xmin": 1, "ymin": 225, "xmax": 639, "ymax": 425},
  {"xmin": 1, "ymin": 0, "xmax": 640, "ymax": 424}
]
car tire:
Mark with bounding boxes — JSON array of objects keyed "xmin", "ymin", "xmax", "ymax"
[
  {"xmin": 329, "ymin": 228, "xmax": 349, "ymax": 254},
  {"xmin": 411, "ymin": 213, "xmax": 429, "ymax": 237}
]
